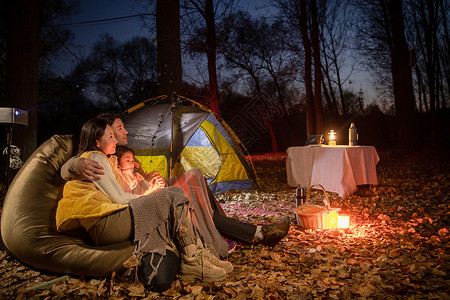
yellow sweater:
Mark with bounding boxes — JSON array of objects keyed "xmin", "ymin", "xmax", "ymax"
[{"xmin": 55, "ymin": 151, "xmax": 128, "ymax": 232}]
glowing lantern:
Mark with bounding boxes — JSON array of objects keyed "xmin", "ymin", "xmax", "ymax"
[
  {"xmin": 338, "ymin": 215, "xmax": 350, "ymax": 228},
  {"xmin": 328, "ymin": 130, "xmax": 336, "ymax": 146}
]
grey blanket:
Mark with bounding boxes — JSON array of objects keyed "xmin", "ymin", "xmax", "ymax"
[{"xmin": 128, "ymin": 169, "xmax": 228, "ymax": 281}]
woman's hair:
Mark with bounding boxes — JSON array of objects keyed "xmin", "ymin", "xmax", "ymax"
[
  {"xmin": 77, "ymin": 118, "xmax": 108, "ymax": 155},
  {"xmin": 116, "ymin": 145, "xmax": 135, "ymax": 160}
]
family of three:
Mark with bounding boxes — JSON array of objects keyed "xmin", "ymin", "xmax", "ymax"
[{"xmin": 55, "ymin": 112, "xmax": 290, "ymax": 292}]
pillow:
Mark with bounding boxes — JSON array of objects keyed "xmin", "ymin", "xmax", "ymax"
[{"xmin": 1, "ymin": 135, "xmax": 134, "ymax": 276}]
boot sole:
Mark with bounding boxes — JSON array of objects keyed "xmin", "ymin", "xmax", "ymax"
[
  {"xmin": 210, "ymin": 261, "xmax": 233, "ymax": 274},
  {"xmin": 179, "ymin": 271, "xmax": 226, "ymax": 282}
]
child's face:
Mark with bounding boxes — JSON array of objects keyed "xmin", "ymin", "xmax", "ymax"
[{"xmin": 119, "ymin": 151, "xmax": 135, "ymax": 170}]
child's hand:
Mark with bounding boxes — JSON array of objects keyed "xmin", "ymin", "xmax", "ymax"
[{"xmin": 145, "ymin": 171, "xmax": 166, "ymax": 189}]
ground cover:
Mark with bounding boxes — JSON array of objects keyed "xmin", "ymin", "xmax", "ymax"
[{"xmin": 0, "ymin": 148, "xmax": 449, "ymax": 299}]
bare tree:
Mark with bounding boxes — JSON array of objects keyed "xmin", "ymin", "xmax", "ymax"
[
  {"xmin": 320, "ymin": 1, "xmax": 354, "ymax": 115},
  {"xmin": 218, "ymin": 10, "xmax": 297, "ymax": 151},
  {"xmin": 6, "ymin": 0, "xmax": 40, "ymax": 164},
  {"xmin": 388, "ymin": 0, "xmax": 416, "ymax": 145},
  {"xmin": 353, "ymin": 0, "xmax": 416, "ymax": 146},
  {"xmin": 276, "ymin": 0, "xmax": 325, "ymax": 136},
  {"xmin": 408, "ymin": 0, "xmax": 450, "ymax": 146},
  {"xmin": 156, "ymin": 0, "xmax": 182, "ymax": 96},
  {"xmin": 182, "ymin": 0, "xmax": 234, "ymax": 114},
  {"xmin": 121, "ymin": 36, "xmax": 158, "ymax": 105},
  {"xmin": 74, "ymin": 35, "xmax": 158, "ymax": 109},
  {"xmin": 310, "ymin": 0, "xmax": 324, "ymax": 134},
  {"xmin": 82, "ymin": 34, "xmax": 128, "ymax": 109}
]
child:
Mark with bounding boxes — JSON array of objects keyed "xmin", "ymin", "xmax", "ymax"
[
  {"xmin": 116, "ymin": 146, "xmax": 163, "ymax": 195},
  {"xmin": 116, "ymin": 146, "xmax": 238, "ymax": 253}
]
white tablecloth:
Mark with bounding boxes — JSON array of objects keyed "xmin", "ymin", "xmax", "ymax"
[{"xmin": 286, "ymin": 145, "xmax": 380, "ymax": 197}]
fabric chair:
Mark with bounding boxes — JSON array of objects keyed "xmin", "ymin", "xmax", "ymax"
[{"xmin": 1, "ymin": 135, "xmax": 134, "ymax": 276}]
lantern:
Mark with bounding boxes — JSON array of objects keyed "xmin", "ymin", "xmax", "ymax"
[
  {"xmin": 337, "ymin": 215, "xmax": 350, "ymax": 228},
  {"xmin": 328, "ymin": 130, "xmax": 336, "ymax": 146}
]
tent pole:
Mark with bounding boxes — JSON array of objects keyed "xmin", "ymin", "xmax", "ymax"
[
  {"xmin": 169, "ymin": 94, "xmax": 175, "ymax": 178},
  {"xmin": 169, "ymin": 93, "xmax": 176, "ymax": 179}
]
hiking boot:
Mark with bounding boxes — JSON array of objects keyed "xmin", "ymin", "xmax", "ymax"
[
  {"xmin": 179, "ymin": 251, "xmax": 227, "ymax": 282},
  {"xmin": 260, "ymin": 215, "xmax": 291, "ymax": 246},
  {"xmin": 200, "ymin": 247, "xmax": 233, "ymax": 274}
]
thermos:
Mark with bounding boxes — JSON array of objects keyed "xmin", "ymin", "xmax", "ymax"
[
  {"xmin": 295, "ymin": 187, "xmax": 306, "ymax": 225},
  {"xmin": 296, "ymin": 187, "xmax": 306, "ymax": 206},
  {"xmin": 349, "ymin": 123, "xmax": 358, "ymax": 146}
]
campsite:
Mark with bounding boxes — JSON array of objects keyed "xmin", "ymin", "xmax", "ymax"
[
  {"xmin": 0, "ymin": 147, "xmax": 449, "ymax": 299},
  {"xmin": 2, "ymin": 0, "xmax": 450, "ymax": 298}
]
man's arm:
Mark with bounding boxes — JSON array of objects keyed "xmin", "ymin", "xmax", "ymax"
[
  {"xmin": 60, "ymin": 156, "xmax": 104, "ymax": 182},
  {"xmin": 133, "ymin": 157, "xmax": 146, "ymax": 177}
]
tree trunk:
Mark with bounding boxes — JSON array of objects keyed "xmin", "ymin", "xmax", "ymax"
[
  {"xmin": 205, "ymin": 0, "xmax": 220, "ymax": 115},
  {"xmin": 156, "ymin": 0, "xmax": 182, "ymax": 96},
  {"xmin": 414, "ymin": 63, "xmax": 425, "ymax": 113},
  {"xmin": 421, "ymin": 0, "xmax": 437, "ymax": 146},
  {"xmin": 388, "ymin": 0, "xmax": 416, "ymax": 146},
  {"xmin": 248, "ymin": 72, "xmax": 278, "ymax": 152},
  {"xmin": 438, "ymin": 0, "xmax": 450, "ymax": 108},
  {"xmin": 299, "ymin": 0, "xmax": 315, "ymax": 136},
  {"xmin": 320, "ymin": 73, "xmax": 334, "ymax": 114},
  {"xmin": 322, "ymin": 62, "xmax": 339, "ymax": 114},
  {"xmin": 311, "ymin": 0, "xmax": 323, "ymax": 134},
  {"xmin": 6, "ymin": 0, "xmax": 40, "ymax": 165}
]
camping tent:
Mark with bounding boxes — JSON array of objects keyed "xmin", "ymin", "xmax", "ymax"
[{"xmin": 123, "ymin": 95, "xmax": 258, "ymax": 193}]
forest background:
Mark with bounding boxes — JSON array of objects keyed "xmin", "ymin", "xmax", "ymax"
[{"xmin": 1, "ymin": 0, "xmax": 450, "ymax": 185}]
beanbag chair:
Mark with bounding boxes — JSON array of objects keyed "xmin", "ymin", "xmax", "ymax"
[{"xmin": 1, "ymin": 135, "xmax": 135, "ymax": 276}]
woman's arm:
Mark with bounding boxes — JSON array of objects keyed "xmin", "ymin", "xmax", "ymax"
[{"xmin": 90, "ymin": 153, "xmax": 139, "ymax": 204}]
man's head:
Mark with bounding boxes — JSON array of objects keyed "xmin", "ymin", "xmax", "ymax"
[{"xmin": 97, "ymin": 112, "xmax": 128, "ymax": 146}]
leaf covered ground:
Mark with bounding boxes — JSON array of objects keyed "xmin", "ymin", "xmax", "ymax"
[{"xmin": 0, "ymin": 149, "xmax": 449, "ymax": 299}]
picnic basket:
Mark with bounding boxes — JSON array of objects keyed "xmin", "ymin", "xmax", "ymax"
[{"xmin": 294, "ymin": 184, "xmax": 340, "ymax": 229}]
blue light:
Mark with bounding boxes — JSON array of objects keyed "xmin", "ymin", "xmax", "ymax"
[{"xmin": 14, "ymin": 110, "xmax": 21, "ymax": 117}]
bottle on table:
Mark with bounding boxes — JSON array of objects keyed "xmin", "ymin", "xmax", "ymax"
[{"xmin": 349, "ymin": 123, "xmax": 358, "ymax": 146}]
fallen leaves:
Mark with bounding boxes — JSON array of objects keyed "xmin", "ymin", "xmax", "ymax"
[{"xmin": 1, "ymin": 150, "xmax": 450, "ymax": 298}]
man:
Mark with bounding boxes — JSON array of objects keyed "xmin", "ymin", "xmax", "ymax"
[{"xmin": 61, "ymin": 113, "xmax": 290, "ymax": 247}]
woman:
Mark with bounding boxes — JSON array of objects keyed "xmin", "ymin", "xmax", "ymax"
[{"xmin": 55, "ymin": 118, "xmax": 232, "ymax": 292}]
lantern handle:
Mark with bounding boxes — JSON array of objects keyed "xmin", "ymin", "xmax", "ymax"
[{"xmin": 305, "ymin": 184, "xmax": 331, "ymax": 210}]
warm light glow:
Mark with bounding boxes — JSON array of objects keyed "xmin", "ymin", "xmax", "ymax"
[
  {"xmin": 338, "ymin": 215, "xmax": 350, "ymax": 228},
  {"xmin": 329, "ymin": 130, "xmax": 336, "ymax": 140},
  {"xmin": 328, "ymin": 130, "xmax": 336, "ymax": 145}
]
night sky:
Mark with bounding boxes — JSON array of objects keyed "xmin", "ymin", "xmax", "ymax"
[
  {"xmin": 55, "ymin": 0, "xmax": 271, "ymax": 73},
  {"xmin": 53, "ymin": 0, "xmax": 373, "ymax": 100}
]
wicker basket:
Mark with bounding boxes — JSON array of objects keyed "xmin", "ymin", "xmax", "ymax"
[{"xmin": 294, "ymin": 184, "xmax": 340, "ymax": 229}]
